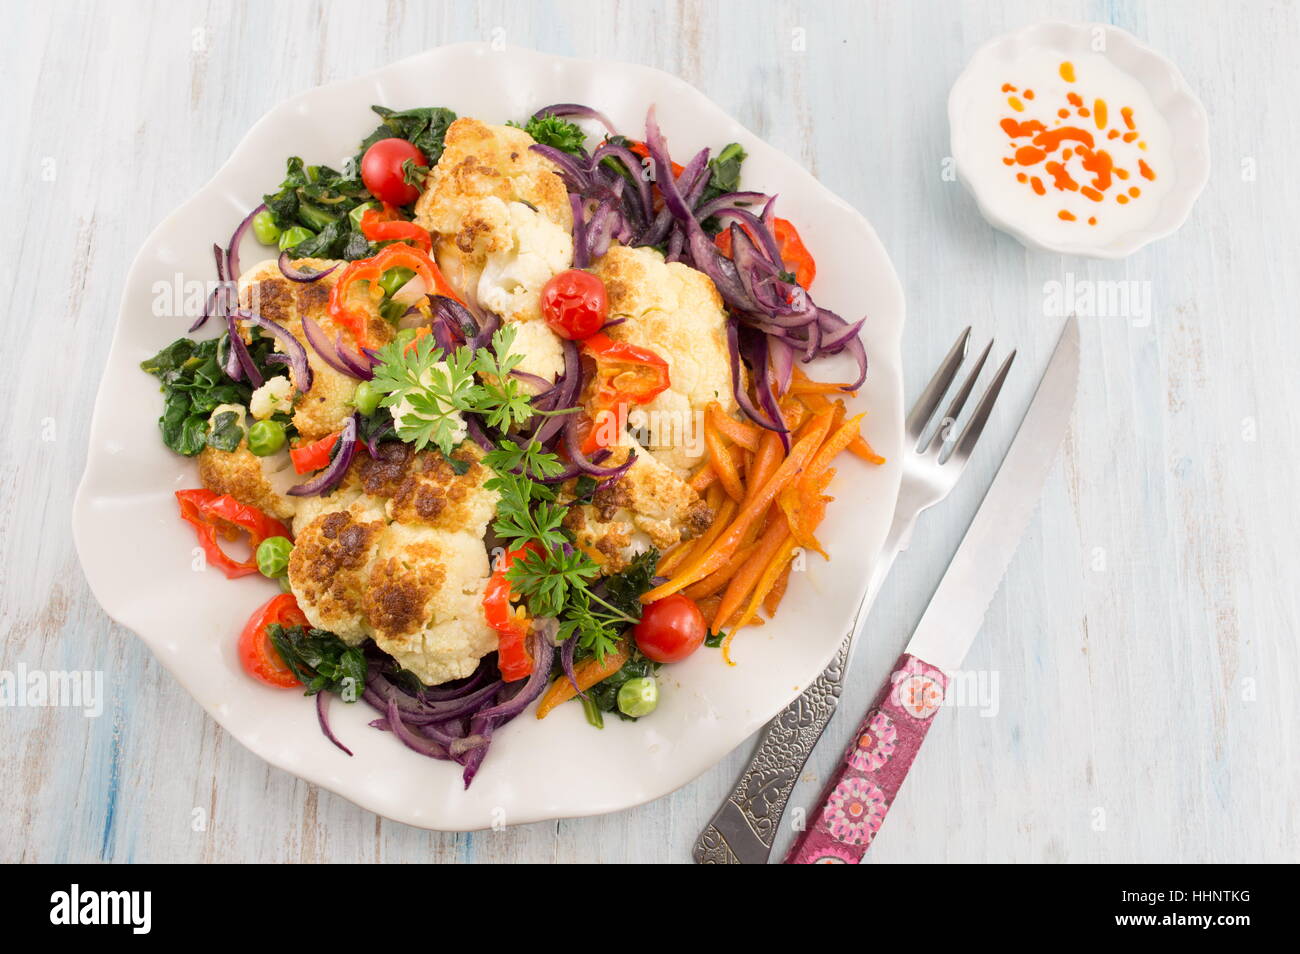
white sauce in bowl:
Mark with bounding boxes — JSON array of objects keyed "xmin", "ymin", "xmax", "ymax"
[{"xmin": 955, "ymin": 47, "xmax": 1175, "ymax": 248}]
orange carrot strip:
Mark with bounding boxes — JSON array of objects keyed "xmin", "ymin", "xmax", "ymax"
[
  {"xmin": 640, "ymin": 408, "xmax": 834, "ymax": 602},
  {"xmin": 790, "ymin": 379, "xmax": 858, "ymax": 396},
  {"xmin": 743, "ymin": 429, "xmax": 784, "ymax": 508},
  {"xmin": 806, "ymin": 413, "xmax": 866, "ymax": 484},
  {"xmin": 729, "ymin": 536, "xmax": 800, "ymax": 638},
  {"xmin": 708, "ymin": 404, "xmax": 762, "ymax": 451},
  {"xmin": 713, "ymin": 516, "xmax": 791, "ymax": 629},
  {"xmin": 684, "ymin": 541, "xmax": 761, "ymax": 600},
  {"xmin": 762, "ymin": 561, "xmax": 793, "ymax": 616},
  {"xmin": 705, "ymin": 410, "xmax": 746, "ymax": 501},
  {"xmin": 848, "ymin": 436, "xmax": 887, "ymax": 465},
  {"xmin": 689, "ymin": 464, "xmax": 717, "ymax": 491},
  {"xmin": 536, "ymin": 641, "xmax": 630, "ymax": 718}
]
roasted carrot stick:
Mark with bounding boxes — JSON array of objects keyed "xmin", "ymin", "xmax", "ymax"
[
  {"xmin": 536, "ymin": 640, "xmax": 630, "ymax": 718},
  {"xmin": 705, "ymin": 412, "xmax": 746, "ymax": 501},
  {"xmin": 713, "ymin": 515, "xmax": 791, "ymax": 630},
  {"xmin": 640, "ymin": 408, "xmax": 834, "ymax": 602},
  {"xmin": 707, "ymin": 403, "xmax": 762, "ymax": 451}
]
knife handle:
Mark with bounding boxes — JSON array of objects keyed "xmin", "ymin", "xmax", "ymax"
[{"xmin": 783, "ymin": 653, "xmax": 948, "ymax": 864}]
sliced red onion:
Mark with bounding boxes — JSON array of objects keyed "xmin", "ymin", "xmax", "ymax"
[
  {"xmin": 385, "ymin": 696, "xmax": 452, "ymax": 760},
  {"xmin": 569, "ymin": 193, "xmax": 589, "ymax": 268},
  {"xmin": 560, "ymin": 634, "xmax": 586, "ymax": 699},
  {"xmin": 224, "ymin": 313, "xmax": 263, "ymax": 386},
  {"xmin": 316, "ymin": 691, "xmax": 353, "ymax": 756},
  {"xmin": 301, "ymin": 314, "xmax": 368, "ymax": 380},
  {"xmin": 727, "ymin": 318, "xmax": 786, "ymax": 435},
  {"xmin": 816, "ymin": 309, "xmax": 869, "ymax": 389},
  {"xmin": 592, "ymin": 142, "xmax": 653, "ymax": 225},
  {"xmin": 431, "ymin": 294, "xmax": 496, "ymax": 350},
  {"xmin": 277, "ymin": 251, "xmax": 338, "ymax": 282},
  {"xmin": 529, "ymin": 144, "xmax": 593, "ymax": 191},
  {"xmin": 562, "ymin": 414, "xmax": 638, "ymax": 477},
  {"xmin": 464, "ymin": 414, "xmax": 495, "ymax": 452},
  {"xmin": 235, "ymin": 309, "xmax": 312, "ymax": 393},
  {"xmin": 769, "ymin": 336, "xmax": 795, "ymax": 397},
  {"xmin": 510, "ymin": 368, "xmax": 552, "ymax": 392},
  {"xmin": 537, "ymin": 448, "xmax": 612, "ymax": 484},
  {"xmin": 288, "ymin": 413, "xmax": 358, "ymax": 496},
  {"xmin": 530, "ymin": 339, "xmax": 581, "ymax": 448},
  {"xmin": 694, "ymin": 191, "xmax": 771, "ymax": 221},
  {"xmin": 713, "ymin": 206, "xmax": 784, "ymax": 265},
  {"xmin": 478, "ymin": 632, "xmax": 556, "ymax": 723},
  {"xmin": 333, "ymin": 332, "xmax": 374, "ymax": 379},
  {"xmin": 225, "ymin": 202, "xmax": 264, "ymax": 287},
  {"xmin": 532, "ymin": 103, "xmax": 618, "ymax": 136}
]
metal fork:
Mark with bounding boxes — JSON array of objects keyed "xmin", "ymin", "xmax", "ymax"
[{"xmin": 693, "ymin": 327, "xmax": 1015, "ymax": 864}]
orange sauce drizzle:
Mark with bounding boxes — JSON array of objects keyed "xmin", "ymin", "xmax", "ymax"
[{"xmin": 998, "ymin": 61, "xmax": 1157, "ymax": 227}]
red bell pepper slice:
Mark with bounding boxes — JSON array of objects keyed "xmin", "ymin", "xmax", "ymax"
[
  {"xmin": 359, "ymin": 204, "xmax": 433, "ymax": 253},
  {"xmin": 579, "ymin": 333, "xmax": 671, "ymax": 454},
  {"xmin": 175, "ymin": 489, "xmax": 292, "ymax": 579},
  {"xmin": 289, "ymin": 430, "xmax": 341, "ymax": 474},
  {"xmin": 328, "ymin": 243, "xmax": 462, "ymax": 348},
  {"xmin": 482, "ymin": 542, "xmax": 542, "ymax": 682}
]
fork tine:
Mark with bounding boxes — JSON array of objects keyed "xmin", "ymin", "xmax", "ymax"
[
  {"xmin": 945, "ymin": 349, "xmax": 1016, "ymax": 468},
  {"xmin": 906, "ymin": 327, "xmax": 971, "ymax": 442},
  {"xmin": 921, "ymin": 338, "xmax": 993, "ymax": 454}
]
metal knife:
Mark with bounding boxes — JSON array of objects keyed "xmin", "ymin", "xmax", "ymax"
[{"xmin": 783, "ymin": 316, "xmax": 1080, "ymax": 864}]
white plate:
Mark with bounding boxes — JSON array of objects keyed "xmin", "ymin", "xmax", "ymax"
[{"xmin": 73, "ymin": 43, "xmax": 904, "ymax": 831}]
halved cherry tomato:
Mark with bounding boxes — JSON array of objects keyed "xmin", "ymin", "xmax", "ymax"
[
  {"xmin": 714, "ymin": 217, "xmax": 817, "ymax": 289},
  {"xmin": 175, "ymin": 489, "xmax": 292, "ymax": 579},
  {"xmin": 482, "ymin": 542, "xmax": 543, "ymax": 681},
  {"xmin": 360, "ymin": 138, "xmax": 427, "ymax": 207},
  {"xmin": 238, "ymin": 593, "xmax": 307, "ymax": 688},
  {"xmin": 289, "ymin": 431, "xmax": 341, "ymax": 474},
  {"xmin": 633, "ymin": 594, "xmax": 707, "ymax": 663},
  {"xmin": 541, "ymin": 269, "xmax": 607, "ymax": 340},
  {"xmin": 328, "ymin": 243, "xmax": 462, "ymax": 348},
  {"xmin": 359, "ymin": 203, "xmax": 432, "ymax": 253},
  {"xmin": 579, "ymin": 333, "xmax": 671, "ymax": 455}
]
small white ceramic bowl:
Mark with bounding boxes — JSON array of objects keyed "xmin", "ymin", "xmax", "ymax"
[{"xmin": 949, "ymin": 21, "xmax": 1210, "ymax": 259}]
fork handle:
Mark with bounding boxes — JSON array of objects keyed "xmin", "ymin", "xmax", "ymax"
[
  {"xmin": 783, "ymin": 653, "xmax": 948, "ymax": 864},
  {"xmin": 692, "ymin": 632, "xmax": 853, "ymax": 864}
]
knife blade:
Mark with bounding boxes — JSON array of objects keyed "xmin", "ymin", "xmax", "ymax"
[{"xmin": 906, "ymin": 315, "xmax": 1079, "ymax": 672}]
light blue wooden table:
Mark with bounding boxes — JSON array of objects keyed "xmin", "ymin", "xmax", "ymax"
[{"xmin": 3, "ymin": 0, "xmax": 1297, "ymax": 863}]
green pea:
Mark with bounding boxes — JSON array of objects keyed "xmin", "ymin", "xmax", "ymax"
[
  {"xmin": 256, "ymin": 536, "xmax": 293, "ymax": 579},
  {"xmin": 349, "ymin": 202, "xmax": 378, "ymax": 229},
  {"xmin": 251, "ymin": 210, "xmax": 281, "ymax": 246},
  {"xmin": 378, "ymin": 267, "xmax": 415, "ymax": 297},
  {"xmin": 278, "ymin": 226, "xmax": 315, "ymax": 251},
  {"xmin": 353, "ymin": 381, "xmax": 381, "ymax": 417},
  {"xmin": 616, "ymin": 676, "xmax": 659, "ymax": 718},
  {"xmin": 246, "ymin": 419, "xmax": 286, "ymax": 456}
]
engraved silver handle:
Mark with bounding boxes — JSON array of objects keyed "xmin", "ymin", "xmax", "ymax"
[
  {"xmin": 693, "ymin": 632, "xmax": 854, "ymax": 864},
  {"xmin": 693, "ymin": 511, "xmax": 914, "ymax": 864}
]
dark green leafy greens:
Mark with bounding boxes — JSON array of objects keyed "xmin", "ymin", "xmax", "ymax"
[
  {"xmin": 586, "ymin": 655, "xmax": 659, "ymax": 724},
  {"xmin": 140, "ymin": 334, "xmax": 285, "ymax": 457},
  {"xmin": 267, "ymin": 624, "xmax": 368, "ymax": 700},
  {"xmin": 263, "ymin": 104, "xmax": 457, "ymax": 259}
]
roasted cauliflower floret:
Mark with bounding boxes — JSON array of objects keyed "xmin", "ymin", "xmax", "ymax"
[
  {"xmin": 364, "ymin": 524, "xmax": 497, "ymax": 686},
  {"xmin": 197, "ymin": 441, "xmax": 299, "ymax": 521},
  {"xmin": 590, "ymin": 245, "xmax": 736, "ymax": 476},
  {"xmin": 237, "ymin": 257, "xmax": 392, "ymax": 442},
  {"xmin": 284, "ymin": 443, "xmax": 501, "ymax": 684},
  {"xmin": 414, "ymin": 118, "xmax": 573, "ymax": 385},
  {"xmin": 288, "ymin": 507, "xmax": 388, "ymax": 645},
  {"xmin": 564, "ymin": 445, "xmax": 713, "ymax": 573}
]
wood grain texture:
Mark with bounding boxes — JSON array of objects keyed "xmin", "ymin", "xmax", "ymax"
[{"xmin": 2, "ymin": 0, "xmax": 1297, "ymax": 863}]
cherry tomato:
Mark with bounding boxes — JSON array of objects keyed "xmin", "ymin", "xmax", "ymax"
[
  {"xmin": 541, "ymin": 269, "xmax": 608, "ymax": 340},
  {"xmin": 238, "ymin": 593, "xmax": 307, "ymax": 688},
  {"xmin": 360, "ymin": 138, "xmax": 428, "ymax": 207},
  {"xmin": 633, "ymin": 594, "xmax": 707, "ymax": 664}
]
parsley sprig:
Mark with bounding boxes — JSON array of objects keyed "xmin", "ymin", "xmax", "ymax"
[
  {"xmin": 369, "ymin": 324, "xmax": 539, "ymax": 455},
  {"xmin": 482, "ymin": 440, "xmax": 652, "ymax": 660}
]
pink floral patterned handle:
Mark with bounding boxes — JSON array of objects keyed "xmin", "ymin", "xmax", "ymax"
[{"xmin": 783, "ymin": 653, "xmax": 948, "ymax": 864}]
